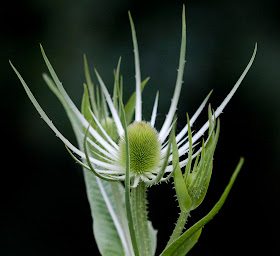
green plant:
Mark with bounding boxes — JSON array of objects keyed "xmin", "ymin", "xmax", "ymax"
[{"xmin": 10, "ymin": 6, "xmax": 256, "ymax": 256}]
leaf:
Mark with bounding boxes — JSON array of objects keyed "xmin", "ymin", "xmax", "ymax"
[
  {"xmin": 80, "ymin": 78, "xmax": 132, "ymax": 255},
  {"xmin": 84, "ymin": 173, "xmax": 125, "ymax": 256},
  {"xmin": 181, "ymin": 228, "xmax": 202, "ymax": 255},
  {"xmin": 160, "ymin": 158, "xmax": 244, "ymax": 256},
  {"xmin": 148, "ymin": 221, "xmax": 157, "ymax": 256},
  {"xmin": 54, "ymin": 81, "xmax": 129, "ymax": 255},
  {"xmin": 11, "ymin": 50, "xmax": 132, "ymax": 255},
  {"xmin": 167, "ymin": 228, "xmax": 202, "ymax": 256},
  {"xmin": 72, "ymin": 93, "xmax": 132, "ymax": 255}
]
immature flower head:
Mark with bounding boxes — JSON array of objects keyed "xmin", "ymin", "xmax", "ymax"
[
  {"xmin": 11, "ymin": 6, "xmax": 257, "ymax": 188},
  {"xmin": 119, "ymin": 121, "xmax": 161, "ymax": 175}
]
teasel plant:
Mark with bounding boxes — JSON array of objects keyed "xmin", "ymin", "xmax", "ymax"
[{"xmin": 10, "ymin": 5, "xmax": 257, "ymax": 256}]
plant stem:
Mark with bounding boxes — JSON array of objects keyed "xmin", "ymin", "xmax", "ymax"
[
  {"xmin": 166, "ymin": 210, "xmax": 189, "ymax": 247},
  {"xmin": 131, "ymin": 182, "xmax": 150, "ymax": 256}
]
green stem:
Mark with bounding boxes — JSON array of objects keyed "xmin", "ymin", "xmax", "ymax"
[
  {"xmin": 167, "ymin": 211, "xmax": 189, "ymax": 247},
  {"xmin": 131, "ymin": 182, "xmax": 150, "ymax": 256}
]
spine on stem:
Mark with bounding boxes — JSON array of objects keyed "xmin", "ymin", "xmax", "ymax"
[
  {"xmin": 167, "ymin": 211, "xmax": 189, "ymax": 247},
  {"xmin": 131, "ymin": 182, "xmax": 150, "ymax": 256}
]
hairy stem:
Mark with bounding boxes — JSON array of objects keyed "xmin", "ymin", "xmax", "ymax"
[
  {"xmin": 166, "ymin": 211, "xmax": 189, "ymax": 247},
  {"xmin": 131, "ymin": 182, "xmax": 150, "ymax": 256}
]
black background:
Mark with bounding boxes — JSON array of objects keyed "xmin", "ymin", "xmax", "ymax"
[{"xmin": 2, "ymin": 0, "xmax": 279, "ymax": 255}]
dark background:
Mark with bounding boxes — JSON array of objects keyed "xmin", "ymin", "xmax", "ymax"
[{"xmin": 2, "ymin": 0, "xmax": 279, "ymax": 255}]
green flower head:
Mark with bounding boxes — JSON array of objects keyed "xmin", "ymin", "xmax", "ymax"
[
  {"xmin": 10, "ymin": 6, "xmax": 257, "ymax": 189},
  {"xmin": 119, "ymin": 121, "xmax": 161, "ymax": 175}
]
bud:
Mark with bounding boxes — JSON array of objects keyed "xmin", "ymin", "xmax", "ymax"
[
  {"xmin": 186, "ymin": 107, "xmax": 220, "ymax": 210},
  {"xmin": 118, "ymin": 121, "xmax": 161, "ymax": 175}
]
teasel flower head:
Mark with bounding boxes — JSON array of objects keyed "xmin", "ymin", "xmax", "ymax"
[{"xmin": 10, "ymin": 7, "xmax": 257, "ymax": 188}]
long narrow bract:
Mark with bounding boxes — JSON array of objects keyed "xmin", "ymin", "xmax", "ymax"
[
  {"xmin": 159, "ymin": 6, "xmax": 186, "ymax": 143},
  {"xmin": 129, "ymin": 11, "xmax": 142, "ymax": 122},
  {"xmin": 150, "ymin": 92, "xmax": 159, "ymax": 127}
]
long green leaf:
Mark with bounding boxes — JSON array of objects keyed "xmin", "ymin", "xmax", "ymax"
[
  {"xmin": 11, "ymin": 56, "xmax": 130, "ymax": 256},
  {"xmin": 80, "ymin": 81, "xmax": 132, "ymax": 255},
  {"xmin": 84, "ymin": 172, "xmax": 126, "ymax": 256}
]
